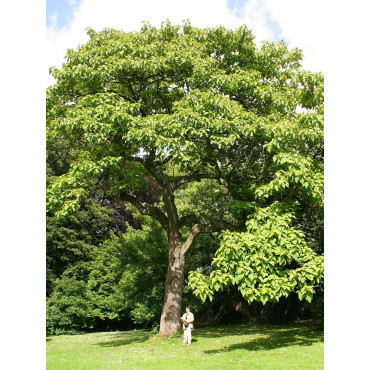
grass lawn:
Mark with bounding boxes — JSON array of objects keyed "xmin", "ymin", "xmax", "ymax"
[{"xmin": 46, "ymin": 323, "xmax": 323, "ymax": 369}]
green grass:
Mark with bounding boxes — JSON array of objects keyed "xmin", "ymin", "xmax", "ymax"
[{"xmin": 46, "ymin": 323, "xmax": 323, "ymax": 369}]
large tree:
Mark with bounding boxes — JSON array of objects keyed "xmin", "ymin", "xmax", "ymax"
[{"xmin": 47, "ymin": 21, "xmax": 323, "ymax": 336}]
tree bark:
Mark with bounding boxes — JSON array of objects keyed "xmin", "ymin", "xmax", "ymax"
[
  {"xmin": 158, "ymin": 237, "xmax": 185, "ymax": 336},
  {"xmin": 157, "ymin": 178, "xmax": 186, "ymax": 336}
]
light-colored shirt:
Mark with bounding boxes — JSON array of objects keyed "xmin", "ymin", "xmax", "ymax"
[{"xmin": 181, "ymin": 312, "xmax": 194, "ymax": 330}]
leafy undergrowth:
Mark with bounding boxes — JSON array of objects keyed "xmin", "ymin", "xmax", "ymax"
[{"xmin": 46, "ymin": 323, "xmax": 323, "ymax": 369}]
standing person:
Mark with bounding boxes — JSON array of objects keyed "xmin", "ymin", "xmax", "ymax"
[{"xmin": 181, "ymin": 307, "xmax": 194, "ymax": 345}]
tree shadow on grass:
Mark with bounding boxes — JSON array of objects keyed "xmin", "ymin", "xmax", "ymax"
[
  {"xmin": 196, "ymin": 324, "xmax": 265, "ymax": 339},
  {"xmin": 92, "ymin": 331, "xmax": 151, "ymax": 347},
  {"xmin": 197, "ymin": 323, "xmax": 322, "ymax": 338},
  {"xmin": 204, "ymin": 326, "xmax": 323, "ymax": 354}
]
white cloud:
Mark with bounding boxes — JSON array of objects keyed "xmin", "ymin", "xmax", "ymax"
[
  {"xmin": 236, "ymin": 0, "xmax": 276, "ymax": 44},
  {"xmin": 48, "ymin": 11, "xmax": 58, "ymax": 30},
  {"xmin": 233, "ymin": 0, "xmax": 328, "ymax": 72},
  {"xmin": 258, "ymin": 0, "xmax": 328, "ymax": 72},
  {"xmin": 46, "ymin": 0, "xmax": 243, "ymax": 85},
  {"xmin": 46, "ymin": 0, "xmax": 327, "ymax": 86}
]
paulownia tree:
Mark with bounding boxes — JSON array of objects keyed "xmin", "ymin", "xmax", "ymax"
[{"xmin": 47, "ymin": 21, "xmax": 324, "ymax": 336}]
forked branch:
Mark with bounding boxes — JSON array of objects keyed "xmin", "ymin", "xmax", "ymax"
[
  {"xmin": 120, "ymin": 193, "xmax": 168, "ymax": 230},
  {"xmin": 181, "ymin": 220, "xmax": 244, "ymax": 255}
]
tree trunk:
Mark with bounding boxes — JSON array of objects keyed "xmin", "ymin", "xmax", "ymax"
[
  {"xmin": 158, "ymin": 239, "xmax": 185, "ymax": 337},
  {"xmin": 157, "ymin": 181, "xmax": 187, "ymax": 337}
]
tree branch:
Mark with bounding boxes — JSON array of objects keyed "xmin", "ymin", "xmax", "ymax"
[
  {"xmin": 120, "ymin": 193, "xmax": 168, "ymax": 230},
  {"xmin": 181, "ymin": 220, "xmax": 245, "ymax": 256}
]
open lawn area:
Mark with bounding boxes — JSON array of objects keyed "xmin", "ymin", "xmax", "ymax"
[{"xmin": 46, "ymin": 323, "xmax": 323, "ymax": 369}]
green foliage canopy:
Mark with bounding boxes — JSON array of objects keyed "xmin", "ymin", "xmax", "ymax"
[
  {"xmin": 46, "ymin": 21, "xmax": 324, "ymax": 319},
  {"xmin": 47, "ymin": 21, "xmax": 323, "ymax": 218},
  {"xmin": 188, "ymin": 203, "xmax": 324, "ymax": 304}
]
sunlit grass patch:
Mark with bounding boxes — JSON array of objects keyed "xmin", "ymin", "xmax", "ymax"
[{"xmin": 47, "ymin": 323, "xmax": 323, "ymax": 369}]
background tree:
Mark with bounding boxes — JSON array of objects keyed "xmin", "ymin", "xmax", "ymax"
[
  {"xmin": 47, "ymin": 21, "xmax": 323, "ymax": 336},
  {"xmin": 87, "ymin": 217, "xmax": 168, "ymax": 328}
]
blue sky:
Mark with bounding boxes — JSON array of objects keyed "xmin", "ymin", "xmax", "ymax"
[
  {"xmin": 47, "ymin": 0, "xmax": 281, "ymax": 39},
  {"xmin": 47, "ymin": 0, "xmax": 253, "ymax": 29},
  {"xmin": 46, "ymin": 0, "xmax": 329, "ymax": 83},
  {"xmin": 227, "ymin": 0, "xmax": 248, "ymax": 17},
  {"xmin": 46, "ymin": 0, "xmax": 82, "ymax": 28},
  {"xmin": 46, "ymin": 0, "xmax": 281, "ymax": 44}
]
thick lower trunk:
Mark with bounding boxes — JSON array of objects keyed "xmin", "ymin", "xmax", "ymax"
[{"xmin": 158, "ymin": 244, "xmax": 185, "ymax": 337}]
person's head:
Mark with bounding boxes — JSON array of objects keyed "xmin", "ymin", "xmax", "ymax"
[{"xmin": 186, "ymin": 307, "xmax": 190, "ymax": 313}]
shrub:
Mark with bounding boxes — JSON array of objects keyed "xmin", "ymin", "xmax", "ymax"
[{"xmin": 46, "ymin": 276, "xmax": 96, "ymax": 335}]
